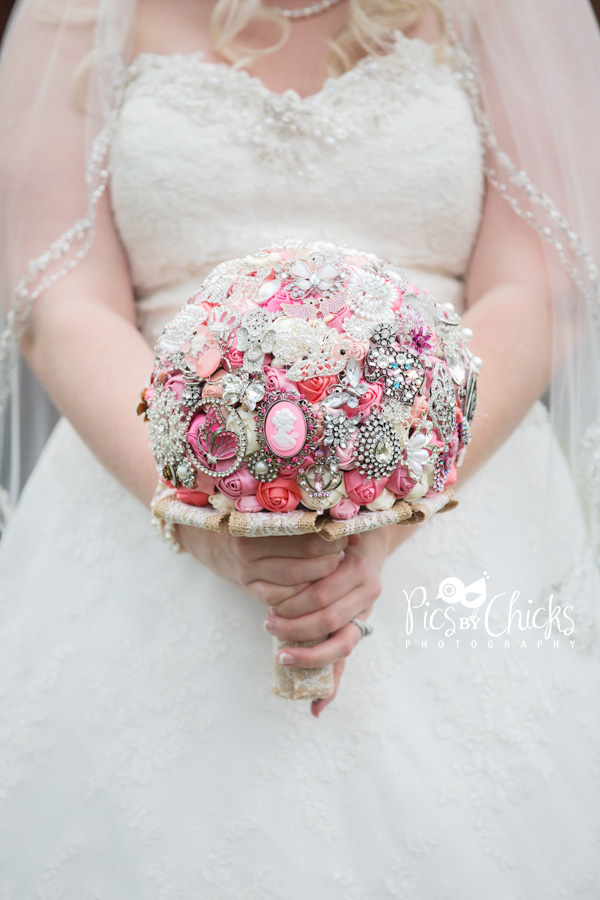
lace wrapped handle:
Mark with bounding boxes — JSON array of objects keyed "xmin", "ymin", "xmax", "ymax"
[{"xmin": 272, "ymin": 636, "xmax": 335, "ymax": 700}]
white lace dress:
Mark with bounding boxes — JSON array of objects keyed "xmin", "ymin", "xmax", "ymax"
[{"xmin": 1, "ymin": 33, "xmax": 599, "ymax": 899}]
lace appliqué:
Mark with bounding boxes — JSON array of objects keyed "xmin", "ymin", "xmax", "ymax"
[
  {"xmin": 270, "ymin": 317, "xmax": 348, "ymax": 378},
  {"xmin": 123, "ymin": 32, "xmax": 459, "ymax": 178}
]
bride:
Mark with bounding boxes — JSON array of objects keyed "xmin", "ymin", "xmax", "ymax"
[{"xmin": 1, "ymin": 0, "xmax": 599, "ymax": 894}]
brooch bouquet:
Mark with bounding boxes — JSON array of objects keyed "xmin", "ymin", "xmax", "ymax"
[{"xmin": 139, "ymin": 239, "xmax": 480, "ymax": 699}]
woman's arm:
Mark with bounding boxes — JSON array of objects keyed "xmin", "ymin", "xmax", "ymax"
[
  {"xmin": 19, "ymin": 197, "xmax": 159, "ymax": 509},
  {"xmin": 18, "ymin": 192, "xmax": 348, "ymax": 590}
]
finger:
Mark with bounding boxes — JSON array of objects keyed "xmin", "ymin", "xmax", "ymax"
[
  {"xmin": 312, "ymin": 659, "xmax": 346, "ymax": 718},
  {"xmin": 271, "ymin": 547, "xmax": 374, "ymax": 620},
  {"xmin": 244, "ymin": 550, "xmax": 343, "ymax": 590},
  {"xmin": 230, "ymin": 533, "xmax": 348, "ymax": 563},
  {"xmin": 276, "ymin": 614, "xmax": 368, "ymax": 669},
  {"xmin": 266, "ymin": 589, "xmax": 374, "ymax": 643},
  {"xmin": 248, "ymin": 581, "xmax": 312, "ymax": 606}
]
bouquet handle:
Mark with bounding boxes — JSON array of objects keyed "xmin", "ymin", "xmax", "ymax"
[{"xmin": 272, "ymin": 636, "xmax": 334, "ymax": 700}]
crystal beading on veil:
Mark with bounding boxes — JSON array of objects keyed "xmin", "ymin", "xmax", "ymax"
[{"xmin": 0, "ymin": 0, "xmax": 598, "ymax": 604}]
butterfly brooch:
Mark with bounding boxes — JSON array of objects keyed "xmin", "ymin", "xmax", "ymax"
[
  {"xmin": 190, "ymin": 400, "xmax": 246, "ymax": 477},
  {"xmin": 286, "ymin": 258, "xmax": 344, "ymax": 300},
  {"xmin": 323, "ymin": 356, "xmax": 369, "ymax": 410}
]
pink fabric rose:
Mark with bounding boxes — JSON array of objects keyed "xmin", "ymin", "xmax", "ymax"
[
  {"xmin": 344, "ymin": 338, "xmax": 369, "ymax": 366},
  {"xmin": 263, "ymin": 365, "xmax": 299, "ymax": 395},
  {"xmin": 202, "ymin": 368, "xmax": 227, "ymax": 399},
  {"xmin": 334, "ymin": 438, "xmax": 356, "ymax": 471},
  {"xmin": 387, "ymin": 464, "xmax": 418, "ymax": 498},
  {"xmin": 326, "ymin": 306, "xmax": 352, "ymax": 333},
  {"xmin": 408, "ymin": 395, "xmax": 429, "ymax": 429},
  {"xmin": 216, "ymin": 466, "xmax": 259, "ymax": 500},
  {"xmin": 175, "ymin": 487, "xmax": 210, "ymax": 507},
  {"xmin": 224, "ymin": 335, "xmax": 245, "ymax": 369},
  {"xmin": 256, "ymin": 477, "xmax": 301, "ymax": 513},
  {"xmin": 329, "ymin": 497, "xmax": 361, "ymax": 520},
  {"xmin": 279, "ymin": 453, "xmax": 315, "ymax": 480},
  {"xmin": 235, "ymin": 495, "xmax": 265, "ymax": 513},
  {"xmin": 344, "ymin": 470, "xmax": 388, "ymax": 506},
  {"xmin": 297, "ymin": 375, "xmax": 339, "ymax": 404},
  {"xmin": 344, "ymin": 380, "xmax": 383, "ymax": 417},
  {"xmin": 263, "ymin": 287, "xmax": 296, "ymax": 313},
  {"xmin": 164, "ymin": 374, "xmax": 186, "ymax": 401}
]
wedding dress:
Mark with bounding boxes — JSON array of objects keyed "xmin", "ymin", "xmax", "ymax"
[{"xmin": 1, "ymin": 32, "xmax": 599, "ymax": 898}]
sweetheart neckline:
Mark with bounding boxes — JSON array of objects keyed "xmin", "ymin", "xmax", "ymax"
[{"xmin": 125, "ymin": 30, "xmax": 439, "ymax": 104}]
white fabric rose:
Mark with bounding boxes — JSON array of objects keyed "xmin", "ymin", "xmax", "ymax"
[
  {"xmin": 270, "ymin": 314, "xmax": 298, "ymax": 337},
  {"xmin": 404, "ymin": 476, "xmax": 429, "ymax": 501},
  {"xmin": 366, "ymin": 488, "xmax": 398, "ymax": 512},
  {"xmin": 208, "ymin": 492, "xmax": 236, "ymax": 513},
  {"xmin": 226, "ymin": 408, "xmax": 260, "ymax": 455},
  {"xmin": 243, "ymin": 251, "xmax": 282, "ymax": 267}
]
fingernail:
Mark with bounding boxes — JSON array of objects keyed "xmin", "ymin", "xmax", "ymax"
[
  {"xmin": 278, "ymin": 652, "xmax": 295, "ymax": 665},
  {"xmin": 269, "ymin": 606, "xmax": 280, "ymax": 617},
  {"xmin": 338, "ymin": 550, "xmax": 345, "ymax": 562},
  {"xmin": 263, "ymin": 619, "xmax": 276, "ymax": 634}
]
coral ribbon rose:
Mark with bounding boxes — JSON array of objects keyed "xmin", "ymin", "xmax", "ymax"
[{"xmin": 256, "ymin": 477, "xmax": 302, "ymax": 513}]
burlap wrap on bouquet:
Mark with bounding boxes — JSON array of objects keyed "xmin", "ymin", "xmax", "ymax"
[
  {"xmin": 151, "ymin": 487, "xmax": 458, "ymax": 539},
  {"xmin": 271, "ymin": 636, "xmax": 335, "ymax": 700}
]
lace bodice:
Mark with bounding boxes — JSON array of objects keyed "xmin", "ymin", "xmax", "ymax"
[{"xmin": 110, "ymin": 31, "xmax": 485, "ymax": 338}]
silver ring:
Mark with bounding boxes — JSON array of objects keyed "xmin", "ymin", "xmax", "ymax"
[{"xmin": 350, "ymin": 617, "xmax": 374, "ymax": 639}]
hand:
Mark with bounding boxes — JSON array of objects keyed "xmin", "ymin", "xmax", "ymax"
[
  {"xmin": 263, "ymin": 531, "xmax": 389, "ymax": 716},
  {"xmin": 179, "ymin": 521, "xmax": 418, "ymax": 719},
  {"xmin": 178, "ymin": 525, "xmax": 348, "ymax": 605},
  {"xmin": 266, "ymin": 523, "xmax": 420, "ymax": 717}
]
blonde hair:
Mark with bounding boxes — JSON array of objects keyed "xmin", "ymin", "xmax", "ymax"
[{"xmin": 210, "ymin": 0, "xmax": 447, "ymax": 76}]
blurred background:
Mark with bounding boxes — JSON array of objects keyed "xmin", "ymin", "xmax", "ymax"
[
  {"xmin": 0, "ymin": 0, "xmax": 600, "ymax": 493},
  {"xmin": 3, "ymin": 0, "xmax": 600, "ymax": 34},
  {"xmin": 2, "ymin": 1, "xmax": 599, "ymax": 39}
]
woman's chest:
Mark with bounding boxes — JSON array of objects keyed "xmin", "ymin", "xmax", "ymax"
[{"xmin": 109, "ymin": 33, "xmax": 485, "ymax": 290}]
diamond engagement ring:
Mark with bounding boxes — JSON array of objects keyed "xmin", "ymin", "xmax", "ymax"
[{"xmin": 350, "ymin": 617, "xmax": 374, "ymax": 639}]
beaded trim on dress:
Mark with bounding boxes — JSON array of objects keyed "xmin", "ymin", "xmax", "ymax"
[{"xmin": 122, "ymin": 31, "xmax": 460, "ymax": 177}]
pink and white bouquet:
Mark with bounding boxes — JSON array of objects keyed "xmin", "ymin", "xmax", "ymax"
[{"xmin": 139, "ymin": 239, "xmax": 480, "ymax": 698}]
